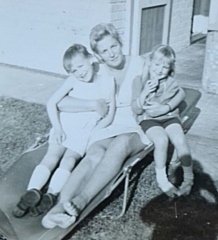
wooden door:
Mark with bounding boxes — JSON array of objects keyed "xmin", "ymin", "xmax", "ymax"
[{"xmin": 131, "ymin": 0, "xmax": 172, "ymax": 55}]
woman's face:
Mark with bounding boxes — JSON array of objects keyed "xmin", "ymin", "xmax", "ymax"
[{"xmin": 96, "ymin": 35, "xmax": 124, "ymax": 69}]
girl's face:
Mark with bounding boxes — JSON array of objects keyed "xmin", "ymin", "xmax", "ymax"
[
  {"xmin": 68, "ymin": 54, "xmax": 94, "ymax": 82},
  {"xmin": 96, "ymin": 35, "xmax": 124, "ymax": 69},
  {"xmin": 150, "ymin": 54, "xmax": 171, "ymax": 80}
]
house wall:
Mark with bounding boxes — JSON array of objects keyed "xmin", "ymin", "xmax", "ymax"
[
  {"xmin": 0, "ymin": 0, "xmax": 201, "ymax": 73},
  {"xmin": 169, "ymin": 0, "xmax": 194, "ymax": 52},
  {"xmin": 202, "ymin": 0, "xmax": 218, "ymax": 94},
  {"xmin": 0, "ymin": 0, "xmax": 111, "ymax": 74}
]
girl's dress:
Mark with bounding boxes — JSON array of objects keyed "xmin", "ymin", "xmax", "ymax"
[
  {"xmin": 49, "ymin": 73, "xmax": 115, "ymax": 157},
  {"xmin": 88, "ymin": 56, "xmax": 151, "ymax": 147}
]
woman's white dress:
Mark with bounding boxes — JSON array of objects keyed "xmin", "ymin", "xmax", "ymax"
[{"xmin": 88, "ymin": 56, "xmax": 151, "ymax": 147}]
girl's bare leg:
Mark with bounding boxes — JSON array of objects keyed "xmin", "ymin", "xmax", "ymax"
[
  {"xmin": 146, "ymin": 126, "xmax": 178, "ymax": 196},
  {"xmin": 165, "ymin": 123, "xmax": 194, "ymax": 196}
]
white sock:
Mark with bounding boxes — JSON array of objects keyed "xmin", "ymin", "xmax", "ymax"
[
  {"xmin": 155, "ymin": 167, "xmax": 174, "ymax": 192},
  {"xmin": 48, "ymin": 168, "xmax": 71, "ymax": 195},
  {"xmin": 27, "ymin": 165, "xmax": 51, "ymax": 190},
  {"xmin": 182, "ymin": 164, "xmax": 194, "ymax": 181}
]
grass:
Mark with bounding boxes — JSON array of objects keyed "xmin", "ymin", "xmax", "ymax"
[{"xmin": 0, "ymin": 96, "xmax": 218, "ymax": 240}]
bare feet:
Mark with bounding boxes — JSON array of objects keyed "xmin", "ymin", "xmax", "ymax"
[
  {"xmin": 63, "ymin": 194, "xmax": 87, "ymax": 216},
  {"xmin": 41, "ymin": 202, "xmax": 75, "ymax": 229}
]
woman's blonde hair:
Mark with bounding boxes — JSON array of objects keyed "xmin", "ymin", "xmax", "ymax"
[{"xmin": 89, "ymin": 23, "xmax": 122, "ymax": 53}]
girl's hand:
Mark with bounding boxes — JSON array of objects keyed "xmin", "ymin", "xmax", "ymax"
[
  {"xmin": 141, "ymin": 80, "xmax": 158, "ymax": 98},
  {"xmin": 143, "ymin": 102, "xmax": 169, "ymax": 117},
  {"xmin": 146, "ymin": 79, "xmax": 158, "ymax": 93},
  {"xmin": 54, "ymin": 129, "xmax": 66, "ymax": 145},
  {"xmin": 95, "ymin": 99, "xmax": 109, "ymax": 118}
]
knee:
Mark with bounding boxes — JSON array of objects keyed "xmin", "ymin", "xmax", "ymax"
[
  {"xmin": 110, "ymin": 134, "xmax": 132, "ymax": 155},
  {"xmin": 41, "ymin": 154, "xmax": 60, "ymax": 169},
  {"xmin": 154, "ymin": 135, "xmax": 169, "ymax": 150},
  {"xmin": 85, "ymin": 146, "xmax": 105, "ymax": 166},
  {"xmin": 60, "ymin": 156, "xmax": 77, "ymax": 170},
  {"xmin": 173, "ymin": 135, "xmax": 188, "ymax": 150}
]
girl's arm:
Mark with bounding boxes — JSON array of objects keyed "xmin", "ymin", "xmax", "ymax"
[
  {"xmin": 93, "ymin": 79, "xmax": 116, "ymax": 131},
  {"xmin": 144, "ymin": 87, "xmax": 186, "ymax": 117},
  {"xmin": 167, "ymin": 87, "xmax": 186, "ymax": 110}
]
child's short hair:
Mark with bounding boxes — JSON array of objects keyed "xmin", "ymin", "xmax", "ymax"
[
  {"xmin": 150, "ymin": 45, "xmax": 176, "ymax": 76},
  {"xmin": 90, "ymin": 23, "xmax": 122, "ymax": 54},
  {"xmin": 63, "ymin": 44, "xmax": 92, "ymax": 73}
]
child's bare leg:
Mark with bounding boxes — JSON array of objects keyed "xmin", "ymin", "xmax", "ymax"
[
  {"xmin": 146, "ymin": 126, "xmax": 177, "ymax": 196},
  {"xmin": 30, "ymin": 150, "xmax": 82, "ymax": 216},
  {"xmin": 165, "ymin": 123, "xmax": 194, "ymax": 196},
  {"xmin": 47, "ymin": 149, "xmax": 81, "ymax": 195},
  {"xmin": 13, "ymin": 142, "xmax": 66, "ymax": 218},
  {"xmin": 28, "ymin": 142, "xmax": 66, "ymax": 190}
]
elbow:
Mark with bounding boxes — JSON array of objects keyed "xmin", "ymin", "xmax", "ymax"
[{"xmin": 46, "ymin": 99, "xmax": 57, "ymax": 112}]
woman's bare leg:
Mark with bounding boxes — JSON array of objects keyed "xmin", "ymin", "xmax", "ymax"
[
  {"xmin": 42, "ymin": 138, "xmax": 112, "ymax": 228},
  {"xmin": 66, "ymin": 133, "xmax": 145, "ymax": 216}
]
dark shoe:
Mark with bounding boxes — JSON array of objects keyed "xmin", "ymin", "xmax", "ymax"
[
  {"xmin": 13, "ymin": 189, "xmax": 42, "ymax": 218},
  {"xmin": 30, "ymin": 193, "xmax": 58, "ymax": 217}
]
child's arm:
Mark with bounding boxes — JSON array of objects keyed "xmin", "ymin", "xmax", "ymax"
[
  {"xmin": 166, "ymin": 87, "xmax": 186, "ymax": 111},
  {"xmin": 47, "ymin": 77, "xmax": 74, "ymax": 144},
  {"xmin": 93, "ymin": 79, "xmax": 116, "ymax": 131},
  {"xmin": 57, "ymin": 95, "xmax": 109, "ymax": 118}
]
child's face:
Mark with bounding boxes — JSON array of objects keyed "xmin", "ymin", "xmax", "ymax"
[
  {"xmin": 150, "ymin": 54, "xmax": 171, "ymax": 80},
  {"xmin": 68, "ymin": 54, "xmax": 94, "ymax": 82}
]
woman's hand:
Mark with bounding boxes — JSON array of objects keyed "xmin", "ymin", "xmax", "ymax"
[
  {"xmin": 95, "ymin": 99, "xmax": 109, "ymax": 118},
  {"xmin": 143, "ymin": 102, "xmax": 169, "ymax": 118},
  {"xmin": 54, "ymin": 128, "xmax": 66, "ymax": 145}
]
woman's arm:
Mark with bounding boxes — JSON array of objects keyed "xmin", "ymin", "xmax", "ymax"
[
  {"xmin": 131, "ymin": 76, "xmax": 144, "ymax": 115},
  {"xmin": 93, "ymin": 79, "xmax": 116, "ymax": 131}
]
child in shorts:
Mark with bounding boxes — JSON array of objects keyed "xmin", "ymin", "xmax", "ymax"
[
  {"xmin": 131, "ymin": 44, "xmax": 193, "ymax": 197},
  {"xmin": 13, "ymin": 44, "xmax": 116, "ymax": 217}
]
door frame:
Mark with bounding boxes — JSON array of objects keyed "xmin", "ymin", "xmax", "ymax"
[{"xmin": 130, "ymin": 0, "xmax": 172, "ymax": 55}]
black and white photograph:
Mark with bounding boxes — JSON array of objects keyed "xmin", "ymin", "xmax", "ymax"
[{"xmin": 0, "ymin": 0, "xmax": 218, "ymax": 239}]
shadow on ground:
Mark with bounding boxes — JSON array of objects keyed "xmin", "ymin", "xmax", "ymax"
[{"xmin": 140, "ymin": 161, "xmax": 218, "ymax": 240}]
